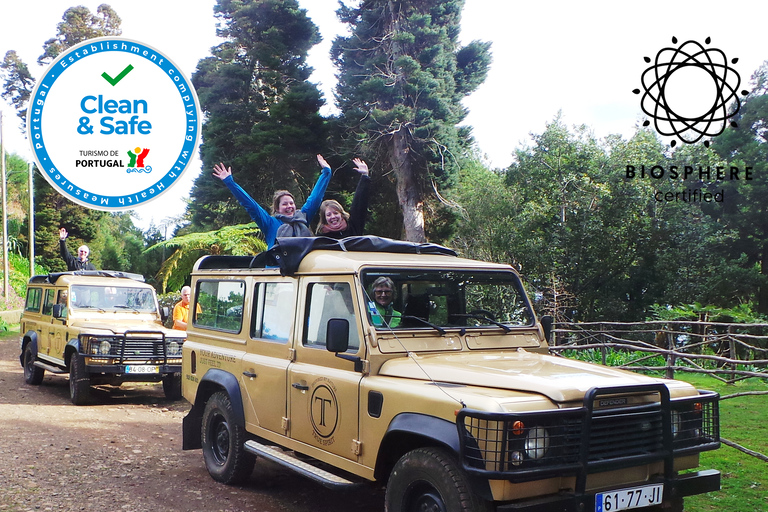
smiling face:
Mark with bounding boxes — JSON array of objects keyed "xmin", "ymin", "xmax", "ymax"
[
  {"xmin": 277, "ymin": 195, "xmax": 296, "ymax": 216},
  {"xmin": 325, "ymin": 206, "xmax": 344, "ymax": 229},
  {"xmin": 373, "ymin": 285, "xmax": 393, "ymax": 307}
]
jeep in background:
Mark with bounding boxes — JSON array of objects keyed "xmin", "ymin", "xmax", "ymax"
[
  {"xmin": 181, "ymin": 237, "xmax": 720, "ymax": 512},
  {"xmin": 20, "ymin": 270, "xmax": 186, "ymax": 404}
]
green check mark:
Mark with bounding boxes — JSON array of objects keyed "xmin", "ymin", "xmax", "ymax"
[{"xmin": 101, "ymin": 64, "xmax": 134, "ymax": 86}]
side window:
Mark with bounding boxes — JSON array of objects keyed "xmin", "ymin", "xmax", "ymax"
[
  {"xmin": 42, "ymin": 289, "xmax": 56, "ymax": 316},
  {"xmin": 304, "ymin": 282, "xmax": 360, "ymax": 351},
  {"xmin": 259, "ymin": 282, "xmax": 295, "ymax": 342},
  {"xmin": 25, "ymin": 287, "xmax": 42, "ymax": 312},
  {"xmin": 194, "ymin": 280, "xmax": 245, "ymax": 333}
]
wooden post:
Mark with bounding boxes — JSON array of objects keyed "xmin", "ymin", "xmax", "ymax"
[{"xmin": 666, "ymin": 329, "xmax": 676, "ymax": 379}]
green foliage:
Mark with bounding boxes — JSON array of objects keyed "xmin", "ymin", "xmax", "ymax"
[
  {"xmin": 147, "ymin": 222, "xmax": 267, "ymax": 293},
  {"xmin": 333, "ymin": 0, "xmax": 491, "ymax": 242},
  {"xmin": 560, "ymin": 348, "xmax": 667, "ymax": 376},
  {"xmin": 649, "ymin": 302, "xmax": 767, "ymax": 324},
  {"xmin": 187, "ymin": 0, "xmax": 327, "ymax": 231}
]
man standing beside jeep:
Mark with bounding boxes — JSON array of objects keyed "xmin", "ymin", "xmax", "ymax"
[{"xmin": 59, "ymin": 228, "xmax": 96, "ymax": 271}]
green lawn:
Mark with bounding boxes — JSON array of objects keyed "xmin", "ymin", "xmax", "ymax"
[{"xmin": 677, "ymin": 374, "xmax": 768, "ymax": 511}]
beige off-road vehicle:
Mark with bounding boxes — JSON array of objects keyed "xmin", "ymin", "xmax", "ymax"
[
  {"xmin": 181, "ymin": 237, "xmax": 720, "ymax": 512},
  {"xmin": 20, "ymin": 270, "xmax": 186, "ymax": 404}
]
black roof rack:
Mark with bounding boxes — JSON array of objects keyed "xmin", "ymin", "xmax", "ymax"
[
  {"xmin": 196, "ymin": 236, "xmax": 457, "ymax": 276},
  {"xmin": 29, "ymin": 270, "xmax": 146, "ymax": 284}
]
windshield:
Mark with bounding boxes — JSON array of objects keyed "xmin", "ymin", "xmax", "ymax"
[
  {"xmin": 361, "ymin": 269, "xmax": 534, "ymax": 331},
  {"xmin": 70, "ymin": 285, "xmax": 157, "ymax": 313}
]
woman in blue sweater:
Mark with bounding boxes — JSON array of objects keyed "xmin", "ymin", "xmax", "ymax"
[{"xmin": 212, "ymin": 155, "xmax": 331, "ymax": 248}]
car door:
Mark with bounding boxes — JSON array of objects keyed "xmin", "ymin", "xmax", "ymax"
[
  {"xmin": 288, "ymin": 277, "xmax": 363, "ymax": 461},
  {"xmin": 241, "ymin": 279, "xmax": 295, "ymax": 436}
]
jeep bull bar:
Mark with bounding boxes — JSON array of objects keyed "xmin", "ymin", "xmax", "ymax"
[{"xmin": 456, "ymin": 384, "xmax": 720, "ymax": 511}]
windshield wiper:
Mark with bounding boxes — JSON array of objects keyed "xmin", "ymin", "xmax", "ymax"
[
  {"xmin": 450, "ymin": 313, "xmax": 512, "ymax": 332},
  {"xmin": 114, "ymin": 305, "xmax": 140, "ymax": 313},
  {"xmin": 399, "ymin": 315, "xmax": 447, "ymax": 335}
]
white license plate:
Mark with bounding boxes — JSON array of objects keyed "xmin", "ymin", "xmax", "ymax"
[
  {"xmin": 125, "ymin": 365, "xmax": 159, "ymax": 374},
  {"xmin": 595, "ymin": 484, "xmax": 663, "ymax": 512}
]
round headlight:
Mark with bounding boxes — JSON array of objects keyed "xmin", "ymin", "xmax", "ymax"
[
  {"xmin": 524, "ymin": 426, "xmax": 550, "ymax": 460},
  {"xmin": 98, "ymin": 340, "xmax": 111, "ymax": 355},
  {"xmin": 167, "ymin": 341, "xmax": 180, "ymax": 356}
]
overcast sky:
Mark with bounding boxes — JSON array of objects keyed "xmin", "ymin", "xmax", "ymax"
[{"xmin": 1, "ymin": 0, "xmax": 767, "ymax": 230}]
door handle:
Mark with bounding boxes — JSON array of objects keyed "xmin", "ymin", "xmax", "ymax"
[
  {"xmin": 292, "ymin": 382, "xmax": 309, "ymax": 391},
  {"xmin": 242, "ymin": 371, "xmax": 258, "ymax": 378}
]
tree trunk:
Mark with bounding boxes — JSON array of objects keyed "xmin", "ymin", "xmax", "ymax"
[{"xmin": 390, "ymin": 127, "xmax": 426, "ymax": 242}]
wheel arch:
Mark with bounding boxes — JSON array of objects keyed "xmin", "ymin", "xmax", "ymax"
[
  {"xmin": 374, "ymin": 413, "xmax": 492, "ymax": 500},
  {"xmin": 20, "ymin": 331, "xmax": 39, "ymax": 366},
  {"xmin": 182, "ymin": 369, "xmax": 244, "ymax": 451}
]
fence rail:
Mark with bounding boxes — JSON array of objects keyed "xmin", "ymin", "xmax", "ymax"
[{"xmin": 550, "ymin": 320, "xmax": 768, "ymax": 383}]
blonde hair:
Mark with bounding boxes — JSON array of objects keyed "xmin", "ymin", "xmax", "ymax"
[
  {"xmin": 316, "ymin": 200, "xmax": 350, "ymax": 233},
  {"xmin": 271, "ymin": 190, "xmax": 295, "ymax": 215}
]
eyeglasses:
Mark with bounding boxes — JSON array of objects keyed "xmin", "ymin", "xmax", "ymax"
[{"xmin": 374, "ymin": 289, "xmax": 392, "ymax": 295}]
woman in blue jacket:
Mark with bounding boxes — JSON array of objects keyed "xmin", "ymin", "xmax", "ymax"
[{"xmin": 212, "ymin": 154, "xmax": 331, "ymax": 248}]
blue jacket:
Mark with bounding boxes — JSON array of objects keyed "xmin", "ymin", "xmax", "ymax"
[{"xmin": 222, "ymin": 166, "xmax": 331, "ymax": 248}]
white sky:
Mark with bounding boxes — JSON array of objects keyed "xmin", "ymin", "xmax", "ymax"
[{"xmin": 1, "ymin": 0, "xmax": 767, "ymax": 231}]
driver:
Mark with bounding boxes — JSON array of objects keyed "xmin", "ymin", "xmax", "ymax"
[{"xmin": 368, "ymin": 277, "xmax": 401, "ymax": 328}]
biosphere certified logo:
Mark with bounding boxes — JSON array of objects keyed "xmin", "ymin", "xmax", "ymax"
[
  {"xmin": 633, "ymin": 37, "xmax": 749, "ymax": 147},
  {"xmin": 27, "ymin": 37, "xmax": 200, "ymax": 210}
]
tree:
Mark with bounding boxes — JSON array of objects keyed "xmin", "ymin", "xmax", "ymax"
[
  {"xmin": 332, "ymin": 0, "xmax": 491, "ymax": 242},
  {"xmin": 709, "ymin": 61, "xmax": 768, "ymax": 313},
  {"xmin": 1, "ymin": 4, "xmax": 121, "ymax": 128},
  {"xmin": 147, "ymin": 223, "xmax": 267, "ymax": 292},
  {"xmin": 186, "ymin": 0, "xmax": 327, "ymax": 232}
]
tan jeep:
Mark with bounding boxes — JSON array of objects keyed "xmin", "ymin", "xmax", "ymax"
[
  {"xmin": 181, "ymin": 237, "xmax": 720, "ymax": 512},
  {"xmin": 20, "ymin": 270, "xmax": 186, "ymax": 404}
]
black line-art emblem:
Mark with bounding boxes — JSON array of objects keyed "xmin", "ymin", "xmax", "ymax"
[{"xmin": 633, "ymin": 37, "xmax": 748, "ymax": 147}]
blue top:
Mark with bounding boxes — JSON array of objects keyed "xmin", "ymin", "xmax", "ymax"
[{"xmin": 222, "ymin": 166, "xmax": 331, "ymax": 248}]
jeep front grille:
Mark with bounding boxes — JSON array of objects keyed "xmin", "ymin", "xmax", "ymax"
[
  {"xmin": 457, "ymin": 384, "xmax": 719, "ymax": 482},
  {"xmin": 80, "ymin": 331, "xmax": 183, "ymax": 364}
]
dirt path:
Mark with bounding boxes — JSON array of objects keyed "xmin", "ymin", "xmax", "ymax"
[{"xmin": 0, "ymin": 334, "xmax": 384, "ymax": 512}]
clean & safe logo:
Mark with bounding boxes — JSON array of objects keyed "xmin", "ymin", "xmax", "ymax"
[{"xmin": 27, "ymin": 37, "xmax": 200, "ymax": 210}]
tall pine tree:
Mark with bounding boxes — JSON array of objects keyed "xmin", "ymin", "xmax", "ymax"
[
  {"xmin": 332, "ymin": 0, "xmax": 491, "ymax": 241},
  {"xmin": 187, "ymin": 0, "xmax": 327, "ymax": 231}
]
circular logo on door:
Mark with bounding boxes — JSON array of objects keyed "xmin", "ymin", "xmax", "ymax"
[
  {"xmin": 310, "ymin": 383, "xmax": 338, "ymax": 441},
  {"xmin": 27, "ymin": 37, "xmax": 200, "ymax": 210}
]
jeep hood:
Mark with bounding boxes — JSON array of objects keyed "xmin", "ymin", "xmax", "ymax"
[
  {"xmin": 68, "ymin": 319, "xmax": 183, "ymax": 338},
  {"xmin": 378, "ymin": 349, "xmax": 672, "ymax": 403}
]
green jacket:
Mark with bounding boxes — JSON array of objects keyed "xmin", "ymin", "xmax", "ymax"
[{"xmin": 370, "ymin": 302, "xmax": 401, "ymax": 328}]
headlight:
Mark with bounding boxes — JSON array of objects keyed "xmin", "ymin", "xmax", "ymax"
[
  {"xmin": 167, "ymin": 341, "xmax": 181, "ymax": 356},
  {"xmin": 98, "ymin": 340, "xmax": 112, "ymax": 355},
  {"xmin": 524, "ymin": 426, "xmax": 550, "ymax": 459}
]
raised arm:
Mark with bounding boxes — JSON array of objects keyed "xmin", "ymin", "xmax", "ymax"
[
  {"xmin": 348, "ymin": 159, "xmax": 371, "ymax": 235},
  {"xmin": 301, "ymin": 154, "xmax": 332, "ymax": 220}
]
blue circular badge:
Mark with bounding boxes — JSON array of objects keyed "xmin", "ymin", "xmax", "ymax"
[{"xmin": 27, "ymin": 37, "xmax": 201, "ymax": 210}]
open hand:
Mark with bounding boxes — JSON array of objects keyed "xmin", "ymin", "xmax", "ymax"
[
  {"xmin": 59, "ymin": 227, "xmax": 68, "ymax": 240},
  {"xmin": 352, "ymin": 158, "xmax": 369, "ymax": 176},
  {"xmin": 316, "ymin": 154, "xmax": 330, "ymax": 169},
  {"xmin": 212, "ymin": 163, "xmax": 232, "ymax": 180}
]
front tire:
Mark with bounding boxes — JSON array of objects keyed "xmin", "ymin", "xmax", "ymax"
[
  {"xmin": 23, "ymin": 344, "xmax": 45, "ymax": 385},
  {"xmin": 201, "ymin": 391, "xmax": 255, "ymax": 484},
  {"xmin": 69, "ymin": 353, "xmax": 91, "ymax": 405},
  {"xmin": 162, "ymin": 373, "xmax": 182, "ymax": 400},
  {"xmin": 385, "ymin": 447, "xmax": 492, "ymax": 512}
]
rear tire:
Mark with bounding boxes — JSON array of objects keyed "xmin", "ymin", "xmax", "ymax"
[
  {"xmin": 162, "ymin": 373, "xmax": 182, "ymax": 400},
  {"xmin": 385, "ymin": 447, "xmax": 493, "ymax": 512},
  {"xmin": 23, "ymin": 344, "xmax": 45, "ymax": 385},
  {"xmin": 201, "ymin": 391, "xmax": 255, "ymax": 484},
  {"xmin": 69, "ymin": 353, "xmax": 91, "ymax": 405}
]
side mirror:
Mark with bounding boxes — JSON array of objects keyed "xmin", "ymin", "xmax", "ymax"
[
  {"xmin": 326, "ymin": 318, "xmax": 350, "ymax": 353},
  {"xmin": 540, "ymin": 315, "xmax": 554, "ymax": 344},
  {"xmin": 160, "ymin": 306, "xmax": 170, "ymax": 322},
  {"xmin": 52, "ymin": 303, "xmax": 65, "ymax": 319}
]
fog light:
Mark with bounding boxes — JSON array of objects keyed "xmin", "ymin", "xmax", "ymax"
[{"xmin": 510, "ymin": 451, "xmax": 524, "ymax": 466}]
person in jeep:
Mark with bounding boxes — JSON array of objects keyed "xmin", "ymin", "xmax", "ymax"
[
  {"xmin": 369, "ymin": 276, "xmax": 401, "ymax": 328},
  {"xmin": 59, "ymin": 227, "xmax": 96, "ymax": 271}
]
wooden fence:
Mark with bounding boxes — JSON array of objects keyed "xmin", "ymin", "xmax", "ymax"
[{"xmin": 549, "ymin": 320, "xmax": 768, "ymax": 383}]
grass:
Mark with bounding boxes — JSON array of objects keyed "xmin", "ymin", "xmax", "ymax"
[{"xmin": 676, "ymin": 374, "xmax": 768, "ymax": 512}]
